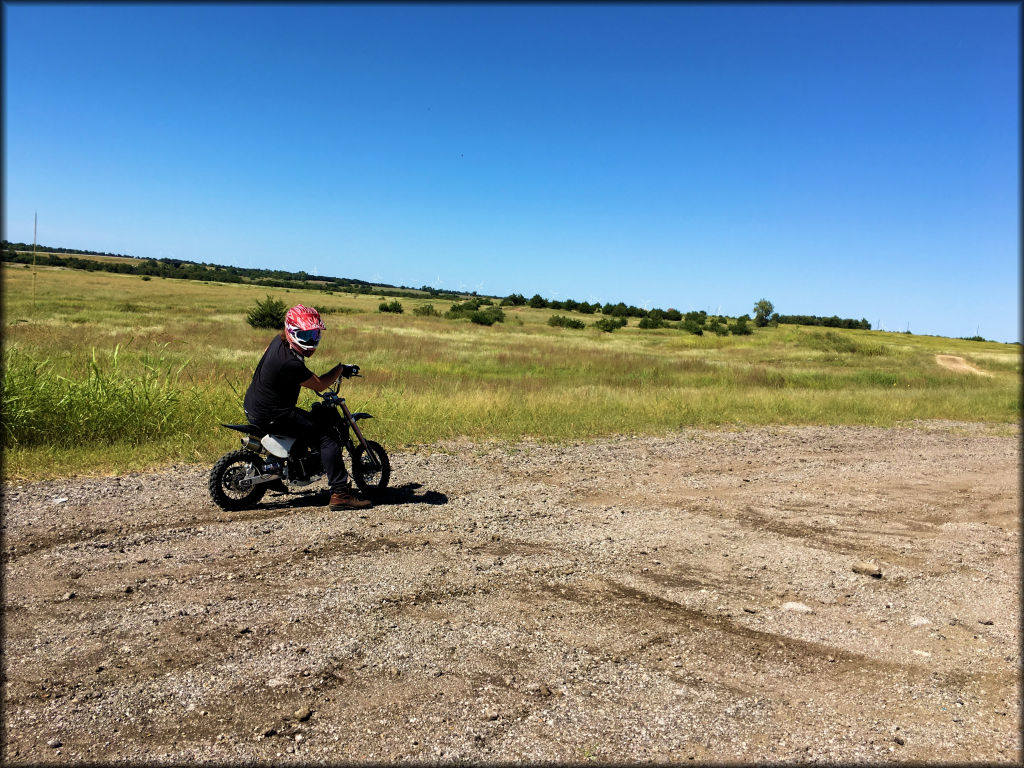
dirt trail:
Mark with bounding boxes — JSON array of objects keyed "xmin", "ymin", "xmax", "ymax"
[
  {"xmin": 2, "ymin": 422, "xmax": 1020, "ymax": 764},
  {"xmin": 935, "ymin": 354, "xmax": 992, "ymax": 376}
]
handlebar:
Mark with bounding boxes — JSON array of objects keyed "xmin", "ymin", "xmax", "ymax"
[{"xmin": 319, "ymin": 364, "xmax": 361, "ymax": 401}]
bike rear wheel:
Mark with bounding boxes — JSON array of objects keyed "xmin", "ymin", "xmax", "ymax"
[
  {"xmin": 209, "ymin": 450, "xmax": 268, "ymax": 511},
  {"xmin": 349, "ymin": 440, "xmax": 390, "ymax": 495}
]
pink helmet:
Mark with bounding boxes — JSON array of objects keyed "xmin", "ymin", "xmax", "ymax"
[{"xmin": 284, "ymin": 304, "xmax": 326, "ymax": 356}]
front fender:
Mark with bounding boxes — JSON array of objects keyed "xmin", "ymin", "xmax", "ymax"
[{"xmin": 350, "ymin": 412, "xmax": 373, "ymax": 421}]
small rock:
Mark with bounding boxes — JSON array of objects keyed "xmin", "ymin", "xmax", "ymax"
[
  {"xmin": 979, "ymin": 619, "xmax": 994, "ymax": 626},
  {"xmin": 266, "ymin": 677, "xmax": 287, "ymax": 688},
  {"xmin": 742, "ymin": 606, "xmax": 758, "ymax": 614},
  {"xmin": 894, "ymin": 735, "xmax": 906, "ymax": 746},
  {"xmin": 483, "ymin": 709, "xmax": 499, "ymax": 721},
  {"xmin": 781, "ymin": 602, "xmax": 813, "ymax": 613},
  {"xmin": 47, "ymin": 739, "xmax": 62, "ymax": 748},
  {"xmin": 909, "ymin": 616, "xmax": 931, "ymax": 627},
  {"xmin": 294, "ymin": 707, "xmax": 312, "ymax": 722},
  {"xmin": 60, "ymin": 592, "xmax": 76, "ymax": 602},
  {"xmin": 852, "ymin": 561, "xmax": 883, "ymax": 578},
  {"xmin": 261, "ymin": 727, "xmax": 277, "ymax": 737},
  {"xmin": 53, "ymin": 498, "xmax": 68, "ymax": 505},
  {"xmin": 124, "ymin": 586, "xmax": 134, "ymax": 594}
]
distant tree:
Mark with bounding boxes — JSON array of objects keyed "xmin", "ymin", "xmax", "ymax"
[
  {"xmin": 730, "ymin": 316, "xmax": 753, "ymax": 335},
  {"xmin": 706, "ymin": 319, "xmax": 729, "ymax": 336},
  {"xmin": 753, "ymin": 299, "xmax": 774, "ymax": 327},
  {"xmin": 528, "ymin": 294, "xmax": 547, "ymax": 309}
]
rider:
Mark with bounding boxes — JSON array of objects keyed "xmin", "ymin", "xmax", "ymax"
[{"xmin": 243, "ymin": 304, "xmax": 370, "ymax": 511}]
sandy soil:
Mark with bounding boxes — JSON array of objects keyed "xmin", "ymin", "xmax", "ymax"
[
  {"xmin": 935, "ymin": 355, "xmax": 992, "ymax": 376},
  {"xmin": 2, "ymin": 422, "xmax": 1020, "ymax": 764}
]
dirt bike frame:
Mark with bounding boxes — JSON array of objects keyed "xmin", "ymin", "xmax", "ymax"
[{"xmin": 318, "ymin": 378, "xmax": 382, "ymax": 471}]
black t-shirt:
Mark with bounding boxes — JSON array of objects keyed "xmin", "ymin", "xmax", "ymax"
[{"xmin": 243, "ymin": 335, "xmax": 314, "ymax": 424}]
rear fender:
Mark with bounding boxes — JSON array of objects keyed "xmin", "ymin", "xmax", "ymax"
[{"xmin": 261, "ymin": 434, "xmax": 296, "ymax": 458}]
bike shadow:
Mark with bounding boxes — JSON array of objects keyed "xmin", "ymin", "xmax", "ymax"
[
  {"xmin": 263, "ymin": 482, "xmax": 447, "ymax": 510},
  {"xmin": 370, "ymin": 482, "xmax": 448, "ymax": 507}
]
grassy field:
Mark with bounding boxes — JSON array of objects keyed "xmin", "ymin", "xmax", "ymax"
[{"xmin": 2, "ymin": 263, "xmax": 1019, "ymax": 480}]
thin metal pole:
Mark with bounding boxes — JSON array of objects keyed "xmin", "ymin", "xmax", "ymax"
[{"xmin": 32, "ymin": 212, "xmax": 37, "ymax": 308}]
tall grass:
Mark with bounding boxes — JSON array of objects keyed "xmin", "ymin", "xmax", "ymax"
[
  {"xmin": 1, "ymin": 264, "xmax": 1020, "ymax": 479},
  {"xmin": 2, "ymin": 344, "xmax": 225, "ymax": 448}
]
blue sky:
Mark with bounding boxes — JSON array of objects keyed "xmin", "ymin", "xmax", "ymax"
[{"xmin": 3, "ymin": 3, "xmax": 1019, "ymax": 341}]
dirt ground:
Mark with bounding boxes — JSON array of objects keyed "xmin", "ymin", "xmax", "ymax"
[
  {"xmin": 934, "ymin": 355, "xmax": 993, "ymax": 377},
  {"xmin": 2, "ymin": 422, "xmax": 1020, "ymax": 764}
]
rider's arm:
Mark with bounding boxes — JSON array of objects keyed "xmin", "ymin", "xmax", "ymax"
[{"xmin": 300, "ymin": 363, "xmax": 344, "ymax": 392}]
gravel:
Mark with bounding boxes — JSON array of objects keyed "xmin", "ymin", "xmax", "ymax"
[{"xmin": 2, "ymin": 422, "xmax": 1020, "ymax": 763}]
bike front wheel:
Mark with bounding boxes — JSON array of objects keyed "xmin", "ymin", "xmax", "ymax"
[{"xmin": 349, "ymin": 440, "xmax": 390, "ymax": 495}]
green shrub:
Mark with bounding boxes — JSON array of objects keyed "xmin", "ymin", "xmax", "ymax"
[
  {"xmin": 729, "ymin": 317, "xmax": 753, "ymax": 335},
  {"xmin": 445, "ymin": 298, "xmax": 488, "ymax": 319},
  {"xmin": 594, "ymin": 316, "xmax": 627, "ymax": 332},
  {"xmin": 469, "ymin": 307, "xmax": 505, "ymax": 325},
  {"xmin": 246, "ymin": 295, "xmax": 287, "ymax": 329},
  {"xmin": 413, "ymin": 303, "xmax": 440, "ymax": 317},
  {"xmin": 638, "ymin": 316, "xmax": 664, "ymax": 330},
  {"xmin": 682, "ymin": 320, "xmax": 704, "ymax": 336},
  {"xmin": 378, "ymin": 300, "xmax": 404, "ymax": 314},
  {"xmin": 548, "ymin": 314, "xmax": 585, "ymax": 329},
  {"xmin": 313, "ymin": 305, "xmax": 356, "ymax": 315}
]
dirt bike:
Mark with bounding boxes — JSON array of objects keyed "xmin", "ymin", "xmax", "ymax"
[{"xmin": 208, "ymin": 368, "xmax": 390, "ymax": 511}]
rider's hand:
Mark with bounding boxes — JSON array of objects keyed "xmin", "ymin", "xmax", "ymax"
[{"xmin": 341, "ymin": 364, "xmax": 360, "ymax": 378}]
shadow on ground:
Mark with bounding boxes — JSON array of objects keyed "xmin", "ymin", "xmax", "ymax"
[{"xmin": 262, "ymin": 482, "xmax": 447, "ymax": 510}]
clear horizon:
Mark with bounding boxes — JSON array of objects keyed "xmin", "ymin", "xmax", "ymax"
[{"xmin": 3, "ymin": 4, "xmax": 1020, "ymax": 342}]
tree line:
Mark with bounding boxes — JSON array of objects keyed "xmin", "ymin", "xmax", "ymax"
[
  {"xmin": 2, "ymin": 241, "xmax": 871, "ymax": 332},
  {"xmin": 0, "ymin": 241, "xmax": 462, "ymax": 301}
]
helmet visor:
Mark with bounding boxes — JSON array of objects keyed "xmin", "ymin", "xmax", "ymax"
[{"xmin": 292, "ymin": 328, "xmax": 321, "ymax": 345}]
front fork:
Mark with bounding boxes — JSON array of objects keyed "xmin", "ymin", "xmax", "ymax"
[{"xmin": 338, "ymin": 398, "xmax": 381, "ymax": 470}]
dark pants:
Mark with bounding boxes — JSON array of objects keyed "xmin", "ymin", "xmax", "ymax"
[{"xmin": 248, "ymin": 405, "xmax": 349, "ymax": 492}]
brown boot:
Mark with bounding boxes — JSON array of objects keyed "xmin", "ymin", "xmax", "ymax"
[{"xmin": 328, "ymin": 487, "xmax": 371, "ymax": 511}]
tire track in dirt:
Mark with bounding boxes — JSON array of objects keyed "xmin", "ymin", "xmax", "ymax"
[{"xmin": 935, "ymin": 354, "xmax": 992, "ymax": 376}]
